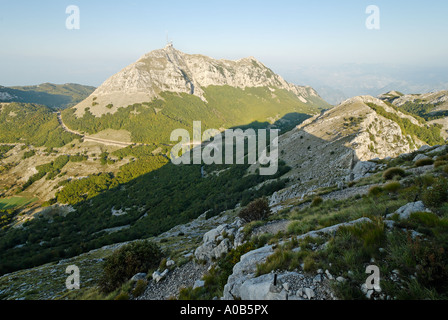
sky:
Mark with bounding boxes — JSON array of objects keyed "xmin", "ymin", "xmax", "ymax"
[{"xmin": 1, "ymin": 0, "xmax": 448, "ymax": 101}]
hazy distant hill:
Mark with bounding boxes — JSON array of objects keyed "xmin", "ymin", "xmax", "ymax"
[
  {"xmin": 0, "ymin": 83, "xmax": 96, "ymax": 109},
  {"xmin": 378, "ymin": 89, "xmax": 448, "ymax": 120}
]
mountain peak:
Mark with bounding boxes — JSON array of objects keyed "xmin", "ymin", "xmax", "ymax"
[{"xmin": 73, "ymin": 47, "xmax": 325, "ymax": 117}]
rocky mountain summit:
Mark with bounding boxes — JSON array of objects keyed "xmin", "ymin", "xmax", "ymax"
[{"xmin": 73, "ymin": 44, "xmax": 323, "ymax": 117}]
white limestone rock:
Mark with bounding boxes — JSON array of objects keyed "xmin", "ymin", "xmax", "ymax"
[{"xmin": 386, "ymin": 201, "xmax": 432, "ymax": 220}]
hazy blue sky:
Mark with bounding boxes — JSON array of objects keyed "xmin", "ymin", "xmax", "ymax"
[{"xmin": 1, "ymin": 0, "xmax": 448, "ymax": 95}]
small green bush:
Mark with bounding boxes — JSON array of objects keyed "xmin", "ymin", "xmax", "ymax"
[
  {"xmin": 443, "ymin": 165, "xmax": 448, "ymax": 175},
  {"xmin": 368, "ymin": 185, "xmax": 383, "ymax": 197},
  {"xmin": 251, "ymin": 233, "xmax": 273, "ymax": 248},
  {"xmin": 114, "ymin": 292, "xmax": 130, "ymax": 300},
  {"xmin": 415, "ymin": 158, "xmax": 434, "ymax": 167},
  {"xmin": 436, "ymin": 154, "xmax": 448, "ymax": 161},
  {"xmin": 434, "ymin": 160, "xmax": 448, "ymax": 168},
  {"xmin": 238, "ymin": 198, "xmax": 271, "ymax": 223},
  {"xmin": 132, "ymin": 279, "xmax": 148, "ymax": 297},
  {"xmin": 22, "ymin": 150, "xmax": 36, "ymax": 159},
  {"xmin": 98, "ymin": 240, "xmax": 163, "ymax": 293},
  {"xmin": 310, "ymin": 196, "xmax": 324, "ymax": 207},
  {"xmin": 303, "ymin": 253, "xmax": 319, "ymax": 273},
  {"xmin": 422, "ymin": 178, "xmax": 448, "ymax": 208},
  {"xmin": 383, "ymin": 167, "xmax": 406, "ymax": 180},
  {"xmin": 409, "ymin": 211, "xmax": 440, "ymax": 228},
  {"xmin": 410, "ymin": 237, "xmax": 448, "ymax": 291},
  {"xmin": 416, "ymin": 174, "xmax": 435, "ymax": 187},
  {"xmin": 159, "ymin": 258, "xmax": 167, "ymax": 270},
  {"xmin": 383, "ymin": 181, "xmax": 402, "ymax": 193}
]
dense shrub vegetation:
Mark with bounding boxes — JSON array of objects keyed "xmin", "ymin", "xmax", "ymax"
[
  {"xmin": 238, "ymin": 198, "xmax": 271, "ymax": 223},
  {"xmin": 382, "ymin": 167, "xmax": 406, "ymax": 180},
  {"xmin": 366, "ymin": 103, "xmax": 444, "ymax": 146},
  {"xmin": 422, "ymin": 177, "xmax": 448, "ymax": 209},
  {"xmin": 393, "ymin": 99, "xmax": 448, "ymax": 121},
  {"xmin": 0, "ymin": 145, "xmax": 14, "ymax": 159},
  {"xmin": 415, "ymin": 158, "xmax": 434, "ymax": 167},
  {"xmin": 0, "ymin": 151, "xmax": 291, "ymax": 275},
  {"xmin": 112, "ymin": 145, "xmax": 159, "ymax": 160},
  {"xmin": 20, "ymin": 155, "xmax": 71, "ymax": 191},
  {"xmin": 55, "ymin": 155, "xmax": 168, "ymax": 205},
  {"xmin": 61, "ymin": 87, "xmax": 318, "ymax": 144},
  {"xmin": 310, "ymin": 196, "xmax": 324, "ymax": 207},
  {"xmin": 98, "ymin": 240, "xmax": 163, "ymax": 293},
  {"xmin": 0, "ymin": 103, "xmax": 79, "ymax": 147},
  {"xmin": 0, "ymin": 209, "xmax": 17, "ymax": 230}
]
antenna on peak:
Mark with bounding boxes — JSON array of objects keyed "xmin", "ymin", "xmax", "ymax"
[{"xmin": 165, "ymin": 31, "xmax": 173, "ymax": 48}]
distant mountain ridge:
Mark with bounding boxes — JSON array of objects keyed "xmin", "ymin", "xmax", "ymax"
[
  {"xmin": 378, "ymin": 89, "xmax": 448, "ymax": 117},
  {"xmin": 0, "ymin": 83, "xmax": 96, "ymax": 109},
  {"xmin": 377, "ymin": 89, "xmax": 448, "ymax": 139}
]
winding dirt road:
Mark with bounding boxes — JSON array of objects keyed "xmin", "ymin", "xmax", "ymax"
[{"xmin": 56, "ymin": 112, "xmax": 136, "ymax": 147}]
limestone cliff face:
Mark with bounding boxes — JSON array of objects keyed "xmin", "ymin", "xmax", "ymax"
[{"xmin": 74, "ymin": 45, "xmax": 322, "ymax": 117}]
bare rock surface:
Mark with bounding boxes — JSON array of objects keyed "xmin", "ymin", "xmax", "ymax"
[{"xmin": 137, "ymin": 260, "xmax": 211, "ymax": 300}]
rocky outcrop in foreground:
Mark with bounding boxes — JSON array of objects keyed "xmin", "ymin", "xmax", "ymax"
[{"xmin": 222, "ymin": 218, "xmax": 372, "ymax": 300}]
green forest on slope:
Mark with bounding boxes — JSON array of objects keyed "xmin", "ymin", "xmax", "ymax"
[
  {"xmin": 0, "ymin": 86, "xmax": 325, "ymax": 276},
  {"xmin": 61, "ymin": 86, "xmax": 323, "ymax": 144},
  {"xmin": 366, "ymin": 102, "xmax": 445, "ymax": 146},
  {"xmin": 0, "ymin": 103, "xmax": 79, "ymax": 148},
  {"xmin": 396, "ymin": 100, "xmax": 448, "ymax": 121},
  {"xmin": 0, "ymin": 153, "xmax": 291, "ymax": 275}
]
